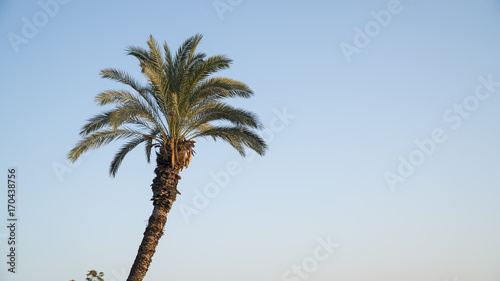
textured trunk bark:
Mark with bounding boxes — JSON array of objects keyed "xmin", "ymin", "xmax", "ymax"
[{"xmin": 127, "ymin": 148, "xmax": 181, "ymax": 281}]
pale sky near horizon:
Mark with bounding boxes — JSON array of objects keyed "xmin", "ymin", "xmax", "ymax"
[{"xmin": 1, "ymin": 0, "xmax": 500, "ymax": 281}]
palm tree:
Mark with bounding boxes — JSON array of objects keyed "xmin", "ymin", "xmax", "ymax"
[{"xmin": 68, "ymin": 34, "xmax": 267, "ymax": 281}]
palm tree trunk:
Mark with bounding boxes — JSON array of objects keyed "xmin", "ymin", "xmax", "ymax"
[{"xmin": 127, "ymin": 149, "xmax": 181, "ymax": 281}]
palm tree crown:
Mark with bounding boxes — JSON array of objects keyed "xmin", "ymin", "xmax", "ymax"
[
  {"xmin": 68, "ymin": 34, "xmax": 267, "ymax": 281},
  {"xmin": 68, "ymin": 34, "xmax": 266, "ymax": 173}
]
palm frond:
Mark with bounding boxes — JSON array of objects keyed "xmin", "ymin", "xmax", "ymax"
[
  {"xmin": 186, "ymin": 55, "xmax": 232, "ymax": 92},
  {"xmin": 79, "ymin": 110, "xmax": 113, "ymax": 137},
  {"xmin": 193, "ymin": 126, "xmax": 267, "ymax": 156},
  {"xmin": 68, "ymin": 129, "xmax": 140, "ymax": 162},
  {"xmin": 107, "ymin": 99, "xmax": 168, "ymax": 137},
  {"xmin": 190, "ymin": 77, "xmax": 253, "ymax": 107},
  {"xmin": 162, "ymin": 41, "xmax": 173, "ymax": 67},
  {"xmin": 100, "ymin": 68, "xmax": 143, "ymax": 93},
  {"xmin": 181, "ymin": 102, "xmax": 262, "ymax": 137},
  {"xmin": 144, "ymin": 129, "xmax": 161, "ymax": 163},
  {"xmin": 95, "ymin": 90, "xmax": 139, "ymax": 106},
  {"xmin": 109, "ymin": 136, "xmax": 145, "ymax": 177},
  {"xmin": 125, "ymin": 45, "xmax": 150, "ymax": 72}
]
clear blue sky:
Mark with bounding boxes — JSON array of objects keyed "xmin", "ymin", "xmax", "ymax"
[{"xmin": 1, "ymin": 0, "xmax": 500, "ymax": 280}]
